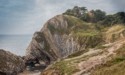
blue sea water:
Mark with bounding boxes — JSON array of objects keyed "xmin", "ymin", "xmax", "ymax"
[{"xmin": 0, "ymin": 35, "xmax": 32, "ymax": 56}]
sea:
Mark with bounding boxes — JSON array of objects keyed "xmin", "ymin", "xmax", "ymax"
[{"xmin": 0, "ymin": 35, "xmax": 32, "ymax": 56}]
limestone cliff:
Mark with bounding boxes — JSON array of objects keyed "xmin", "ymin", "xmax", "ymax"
[
  {"xmin": 26, "ymin": 15, "xmax": 103, "ymax": 63},
  {"xmin": 0, "ymin": 49, "xmax": 25, "ymax": 75},
  {"xmin": 24, "ymin": 13, "xmax": 125, "ymax": 75},
  {"xmin": 25, "ymin": 14, "xmax": 125, "ymax": 75}
]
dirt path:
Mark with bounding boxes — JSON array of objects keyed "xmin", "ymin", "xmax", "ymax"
[
  {"xmin": 18, "ymin": 40, "xmax": 125, "ymax": 75},
  {"xmin": 73, "ymin": 39, "xmax": 125, "ymax": 75},
  {"xmin": 65, "ymin": 49, "xmax": 102, "ymax": 61}
]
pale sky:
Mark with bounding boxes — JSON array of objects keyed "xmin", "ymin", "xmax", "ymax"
[{"xmin": 0, "ymin": 0, "xmax": 125, "ymax": 35}]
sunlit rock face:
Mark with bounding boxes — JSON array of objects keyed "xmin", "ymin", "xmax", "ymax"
[
  {"xmin": 26, "ymin": 15, "xmax": 103, "ymax": 63},
  {"xmin": 0, "ymin": 49, "xmax": 25, "ymax": 75}
]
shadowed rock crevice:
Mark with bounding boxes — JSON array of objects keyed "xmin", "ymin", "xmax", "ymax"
[{"xmin": 0, "ymin": 71, "xmax": 6, "ymax": 75}]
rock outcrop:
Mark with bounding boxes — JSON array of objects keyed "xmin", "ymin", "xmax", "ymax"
[
  {"xmin": 25, "ymin": 15, "xmax": 125, "ymax": 75},
  {"xmin": 1, "ymin": 8, "xmax": 125, "ymax": 75},
  {"xmin": 0, "ymin": 49, "xmax": 25, "ymax": 75},
  {"xmin": 26, "ymin": 15, "xmax": 103, "ymax": 64}
]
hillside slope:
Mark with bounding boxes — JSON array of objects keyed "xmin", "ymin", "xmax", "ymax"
[
  {"xmin": 25, "ymin": 15, "xmax": 125, "ymax": 75},
  {"xmin": 26, "ymin": 15, "xmax": 103, "ymax": 63},
  {"xmin": 91, "ymin": 45, "xmax": 125, "ymax": 75}
]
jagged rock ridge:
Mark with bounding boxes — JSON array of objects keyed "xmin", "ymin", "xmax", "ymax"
[{"xmin": 0, "ymin": 49, "xmax": 25, "ymax": 75}]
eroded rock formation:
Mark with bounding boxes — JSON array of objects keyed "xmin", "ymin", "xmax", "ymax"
[
  {"xmin": 0, "ymin": 49, "xmax": 25, "ymax": 75},
  {"xmin": 26, "ymin": 15, "xmax": 103, "ymax": 64},
  {"xmin": 25, "ymin": 14, "xmax": 125, "ymax": 75}
]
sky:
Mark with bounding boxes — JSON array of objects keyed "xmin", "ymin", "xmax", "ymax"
[{"xmin": 0, "ymin": 0, "xmax": 125, "ymax": 35}]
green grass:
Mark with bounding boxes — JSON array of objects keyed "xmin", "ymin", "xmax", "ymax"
[
  {"xmin": 95, "ymin": 44, "xmax": 107, "ymax": 49},
  {"xmin": 64, "ymin": 15, "xmax": 85, "ymax": 28},
  {"xmin": 52, "ymin": 60, "xmax": 78, "ymax": 75},
  {"xmin": 52, "ymin": 50, "xmax": 102, "ymax": 75},
  {"xmin": 75, "ymin": 32, "xmax": 98, "ymax": 37},
  {"xmin": 91, "ymin": 45, "xmax": 125, "ymax": 75},
  {"xmin": 68, "ymin": 49, "xmax": 88, "ymax": 58}
]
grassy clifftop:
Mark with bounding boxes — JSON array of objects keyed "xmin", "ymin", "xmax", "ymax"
[
  {"xmin": 40, "ymin": 15, "xmax": 125, "ymax": 75},
  {"xmin": 47, "ymin": 15, "xmax": 104, "ymax": 48}
]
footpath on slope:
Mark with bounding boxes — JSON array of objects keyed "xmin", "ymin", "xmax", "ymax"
[
  {"xmin": 18, "ymin": 39, "xmax": 125, "ymax": 75},
  {"xmin": 73, "ymin": 39, "xmax": 125, "ymax": 75}
]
